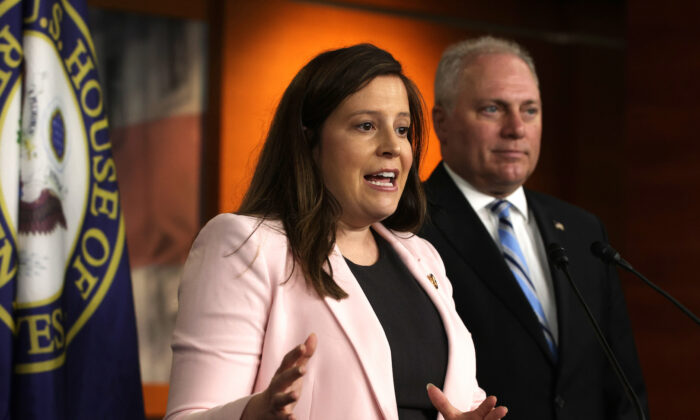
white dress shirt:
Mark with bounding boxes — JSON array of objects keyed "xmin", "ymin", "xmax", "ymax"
[{"xmin": 443, "ymin": 163, "xmax": 559, "ymax": 343}]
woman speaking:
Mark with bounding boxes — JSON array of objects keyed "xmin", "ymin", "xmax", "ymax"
[{"xmin": 164, "ymin": 44, "xmax": 506, "ymax": 420}]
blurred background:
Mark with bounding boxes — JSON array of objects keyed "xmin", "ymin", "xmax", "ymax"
[{"xmin": 86, "ymin": 0, "xmax": 700, "ymax": 418}]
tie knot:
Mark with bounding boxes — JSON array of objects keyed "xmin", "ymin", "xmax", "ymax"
[{"xmin": 490, "ymin": 199, "xmax": 511, "ymax": 217}]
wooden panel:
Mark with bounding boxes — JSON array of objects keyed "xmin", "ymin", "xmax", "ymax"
[
  {"xmin": 626, "ymin": 1, "xmax": 700, "ymax": 418},
  {"xmin": 295, "ymin": 0, "xmax": 563, "ymax": 30},
  {"xmin": 298, "ymin": 0, "xmax": 625, "ymax": 37},
  {"xmin": 87, "ymin": 0, "xmax": 208, "ymax": 19}
]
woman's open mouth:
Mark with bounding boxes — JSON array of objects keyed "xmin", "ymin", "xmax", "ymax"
[{"xmin": 363, "ymin": 170, "xmax": 399, "ymax": 191}]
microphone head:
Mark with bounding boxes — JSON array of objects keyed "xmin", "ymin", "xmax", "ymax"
[
  {"xmin": 590, "ymin": 241, "xmax": 621, "ymax": 264},
  {"xmin": 547, "ymin": 243, "xmax": 569, "ymax": 268}
]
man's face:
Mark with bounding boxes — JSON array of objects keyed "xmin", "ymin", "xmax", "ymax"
[{"xmin": 434, "ymin": 53, "xmax": 542, "ymax": 197}]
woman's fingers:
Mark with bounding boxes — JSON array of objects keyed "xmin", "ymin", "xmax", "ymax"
[
  {"xmin": 485, "ymin": 404, "xmax": 508, "ymax": 420},
  {"xmin": 269, "ymin": 364, "xmax": 306, "ymax": 393},
  {"xmin": 472, "ymin": 396, "xmax": 497, "ymax": 416},
  {"xmin": 471, "ymin": 396, "xmax": 508, "ymax": 420},
  {"xmin": 243, "ymin": 333, "xmax": 317, "ymax": 420},
  {"xmin": 270, "ymin": 333, "xmax": 317, "ymax": 393},
  {"xmin": 270, "ymin": 389, "xmax": 299, "ymax": 411},
  {"xmin": 428, "ymin": 385, "xmax": 508, "ymax": 420},
  {"xmin": 276, "ymin": 333, "xmax": 317, "ymax": 375},
  {"xmin": 276, "ymin": 344, "xmax": 305, "ymax": 374},
  {"xmin": 299, "ymin": 333, "xmax": 317, "ymax": 361},
  {"xmin": 427, "ymin": 383, "xmax": 461, "ymax": 418}
]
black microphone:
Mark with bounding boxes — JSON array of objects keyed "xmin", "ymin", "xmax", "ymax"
[
  {"xmin": 591, "ymin": 241, "xmax": 700, "ymax": 326},
  {"xmin": 591, "ymin": 241, "xmax": 637, "ymax": 272},
  {"xmin": 547, "ymin": 243, "xmax": 647, "ymax": 420}
]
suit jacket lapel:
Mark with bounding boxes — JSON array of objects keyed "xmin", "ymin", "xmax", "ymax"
[
  {"xmin": 425, "ymin": 164, "xmax": 555, "ymax": 363},
  {"xmin": 526, "ymin": 190, "xmax": 572, "ymax": 364},
  {"xmin": 323, "ymin": 245, "xmax": 398, "ymax": 420}
]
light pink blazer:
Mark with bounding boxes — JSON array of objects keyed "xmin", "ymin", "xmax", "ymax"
[{"xmin": 165, "ymin": 214, "xmax": 486, "ymax": 420}]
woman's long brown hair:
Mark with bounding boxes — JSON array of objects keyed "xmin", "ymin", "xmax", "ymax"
[{"xmin": 238, "ymin": 44, "xmax": 426, "ymax": 300}]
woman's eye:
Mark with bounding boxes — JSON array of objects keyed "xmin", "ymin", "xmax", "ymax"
[
  {"xmin": 396, "ymin": 126, "xmax": 409, "ymax": 136},
  {"xmin": 357, "ymin": 122, "xmax": 374, "ymax": 131}
]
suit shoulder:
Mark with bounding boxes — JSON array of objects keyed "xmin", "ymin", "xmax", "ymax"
[
  {"xmin": 526, "ymin": 189, "xmax": 602, "ymax": 225},
  {"xmin": 423, "ymin": 164, "xmax": 449, "ymax": 193}
]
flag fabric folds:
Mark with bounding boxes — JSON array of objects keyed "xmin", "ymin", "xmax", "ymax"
[{"xmin": 0, "ymin": 1, "xmax": 144, "ymax": 418}]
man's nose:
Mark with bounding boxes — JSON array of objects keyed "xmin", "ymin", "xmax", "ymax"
[{"xmin": 501, "ymin": 112, "xmax": 526, "ymax": 139}]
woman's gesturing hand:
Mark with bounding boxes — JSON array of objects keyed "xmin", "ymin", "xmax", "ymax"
[
  {"xmin": 427, "ymin": 383, "xmax": 508, "ymax": 420},
  {"xmin": 242, "ymin": 334, "xmax": 317, "ymax": 420}
]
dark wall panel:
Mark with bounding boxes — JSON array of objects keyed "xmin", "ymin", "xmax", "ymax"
[{"xmin": 626, "ymin": 2, "xmax": 700, "ymax": 419}]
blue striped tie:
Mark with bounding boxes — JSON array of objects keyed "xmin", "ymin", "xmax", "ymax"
[{"xmin": 490, "ymin": 199, "xmax": 557, "ymax": 360}]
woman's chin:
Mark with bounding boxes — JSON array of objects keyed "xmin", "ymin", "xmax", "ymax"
[
  {"xmin": 364, "ymin": 205, "xmax": 401, "ymax": 225},
  {"xmin": 338, "ymin": 206, "xmax": 398, "ymax": 229}
]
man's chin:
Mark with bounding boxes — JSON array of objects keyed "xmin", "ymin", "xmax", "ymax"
[{"xmin": 486, "ymin": 178, "xmax": 528, "ymax": 197}]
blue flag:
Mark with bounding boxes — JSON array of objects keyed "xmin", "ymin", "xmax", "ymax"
[{"xmin": 0, "ymin": 1, "xmax": 144, "ymax": 419}]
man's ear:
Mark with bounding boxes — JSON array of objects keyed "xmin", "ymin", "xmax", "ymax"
[{"xmin": 432, "ymin": 105, "xmax": 449, "ymax": 145}]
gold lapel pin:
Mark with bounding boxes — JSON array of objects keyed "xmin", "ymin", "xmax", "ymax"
[
  {"xmin": 554, "ymin": 221, "xmax": 565, "ymax": 231},
  {"xmin": 427, "ymin": 274, "xmax": 439, "ymax": 289}
]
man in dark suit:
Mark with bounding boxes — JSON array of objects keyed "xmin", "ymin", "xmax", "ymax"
[{"xmin": 420, "ymin": 36, "xmax": 648, "ymax": 420}]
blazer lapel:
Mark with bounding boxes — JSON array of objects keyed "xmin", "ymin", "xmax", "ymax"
[
  {"xmin": 425, "ymin": 164, "xmax": 555, "ymax": 362},
  {"xmin": 322, "ymin": 246, "xmax": 398, "ymax": 420}
]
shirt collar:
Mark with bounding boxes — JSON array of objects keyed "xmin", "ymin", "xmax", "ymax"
[{"xmin": 443, "ymin": 162, "xmax": 529, "ymax": 221}]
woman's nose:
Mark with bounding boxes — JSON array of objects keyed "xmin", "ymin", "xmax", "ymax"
[{"xmin": 377, "ymin": 128, "xmax": 401, "ymax": 157}]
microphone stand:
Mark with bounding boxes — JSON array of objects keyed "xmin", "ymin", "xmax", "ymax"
[
  {"xmin": 591, "ymin": 242, "xmax": 700, "ymax": 326},
  {"xmin": 547, "ymin": 243, "xmax": 647, "ymax": 420}
]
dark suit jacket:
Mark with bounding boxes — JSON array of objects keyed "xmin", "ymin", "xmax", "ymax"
[{"xmin": 420, "ymin": 163, "xmax": 648, "ymax": 420}]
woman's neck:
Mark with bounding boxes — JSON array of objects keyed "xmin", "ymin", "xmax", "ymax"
[{"xmin": 336, "ymin": 222, "xmax": 379, "ymax": 266}]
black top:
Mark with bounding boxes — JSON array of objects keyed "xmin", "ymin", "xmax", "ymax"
[{"xmin": 345, "ymin": 230, "xmax": 448, "ymax": 420}]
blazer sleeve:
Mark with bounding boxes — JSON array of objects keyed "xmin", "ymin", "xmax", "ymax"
[{"xmin": 165, "ymin": 214, "xmax": 278, "ymax": 420}]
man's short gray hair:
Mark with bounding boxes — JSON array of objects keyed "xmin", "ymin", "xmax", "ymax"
[{"xmin": 434, "ymin": 36, "xmax": 538, "ymax": 111}]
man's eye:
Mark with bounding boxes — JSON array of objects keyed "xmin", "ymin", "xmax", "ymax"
[
  {"xmin": 483, "ymin": 105, "xmax": 498, "ymax": 113},
  {"xmin": 525, "ymin": 107, "xmax": 539, "ymax": 115}
]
